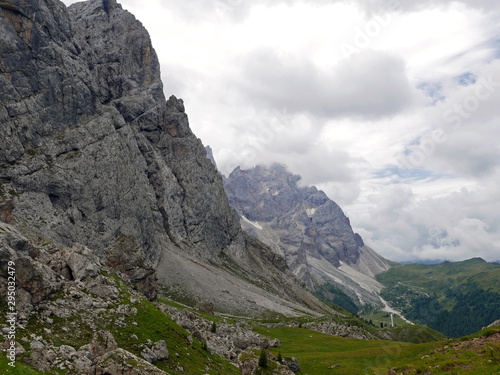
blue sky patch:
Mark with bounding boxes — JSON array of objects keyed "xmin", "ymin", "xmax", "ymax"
[
  {"xmin": 457, "ymin": 72, "xmax": 477, "ymax": 86},
  {"xmin": 375, "ymin": 165, "xmax": 452, "ymax": 184},
  {"xmin": 417, "ymin": 81, "xmax": 445, "ymax": 104}
]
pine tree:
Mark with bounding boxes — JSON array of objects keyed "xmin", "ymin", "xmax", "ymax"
[
  {"xmin": 210, "ymin": 321, "xmax": 216, "ymax": 333},
  {"xmin": 258, "ymin": 349, "xmax": 268, "ymax": 368},
  {"xmin": 277, "ymin": 352, "xmax": 283, "ymax": 363}
]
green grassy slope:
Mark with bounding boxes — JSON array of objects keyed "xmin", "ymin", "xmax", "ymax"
[
  {"xmin": 0, "ymin": 355, "xmax": 43, "ymax": 375},
  {"xmin": 254, "ymin": 324, "xmax": 500, "ymax": 375},
  {"xmin": 254, "ymin": 325, "xmax": 442, "ymax": 374}
]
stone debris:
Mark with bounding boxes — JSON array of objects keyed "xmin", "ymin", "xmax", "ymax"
[
  {"xmin": 95, "ymin": 348, "xmax": 168, "ymax": 375},
  {"xmin": 0, "ymin": 221, "xmax": 167, "ymax": 373}
]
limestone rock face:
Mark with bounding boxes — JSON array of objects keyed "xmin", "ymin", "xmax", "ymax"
[
  {"xmin": 0, "ymin": 0, "xmax": 238, "ymax": 264},
  {"xmin": 224, "ymin": 164, "xmax": 394, "ymax": 307},
  {"xmin": 224, "ymin": 164, "xmax": 359, "ymax": 267},
  {"xmin": 105, "ymin": 234, "xmax": 158, "ymax": 300},
  {"xmin": 0, "ymin": 0, "xmax": 330, "ymax": 316}
]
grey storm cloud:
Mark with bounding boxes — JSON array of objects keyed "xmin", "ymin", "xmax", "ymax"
[
  {"xmin": 140, "ymin": 0, "xmax": 500, "ymax": 23},
  {"xmin": 236, "ymin": 49, "xmax": 417, "ymax": 119},
  {"xmin": 354, "ymin": 0, "xmax": 500, "ymax": 14}
]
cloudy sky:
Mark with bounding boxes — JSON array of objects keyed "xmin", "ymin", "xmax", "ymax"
[{"xmin": 63, "ymin": 0, "xmax": 500, "ymax": 263}]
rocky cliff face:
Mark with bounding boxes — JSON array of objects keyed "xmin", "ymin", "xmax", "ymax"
[
  {"xmin": 0, "ymin": 0, "xmax": 238, "ymax": 263},
  {"xmin": 0, "ymin": 0, "xmax": 328, "ymax": 316},
  {"xmin": 224, "ymin": 164, "xmax": 394, "ymax": 307}
]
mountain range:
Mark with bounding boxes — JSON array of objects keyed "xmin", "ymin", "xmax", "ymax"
[{"xmin": 1, "ymin": 0, "xmax": 499, "ymax": 374}]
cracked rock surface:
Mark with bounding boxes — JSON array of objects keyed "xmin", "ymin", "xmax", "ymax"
[{"xmin": 0, "ymin": 0, "xmax": 329, "ymax": 316}]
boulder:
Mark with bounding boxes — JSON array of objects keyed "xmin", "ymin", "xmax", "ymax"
[
  {"xmin": 72, "ymin": 352, "xmax": 94, "ymax": 374},
  {"xmin": 116, "ymin": 304, "xmax": 138, "ymax": 316},
  {"xmin": 95, "ymin": 348, "xmax": 168, "ymax": 375},
  {"xmin": 63, "ymin": 244, "xmax": 101, "ymax": 281},
  {"xmin": 284, "ymin": 356, "xmax": 301, "ymax": 373},
  {"xmin": 141, "ymin": 346, "xmax": 158, "ymax": 363},
  {"xmin": 25, "ymin": 349, "xmax": 57, "ymax": 373},
  {"xmin": 30, "ymin": 340, "xmax": 45, "ymax": 350},
  {"xmin": 90, "ymin": 331, "xmax": 118, "ymax": 357},
  {"xmin": 76, "ymin": 349, "xmax": 95, "ymax": 363},
  {"xmin": 269, "ymin": 338, "xmax": 281, "ymax": 348},
  {"xmin": 58, "ymin": 344, "xmax": 76, "ymax": 360},
  {"xmin": 233, "ymin": 335, "xmax": 261, "ymax": 350},
  {"xmin": 86, "ymin": 276, "xmax": 120, "ymax": 300},
  {"xmin": 238, "ymin": 352, "xmax": 258, "ymax": 375},
  {"xmin": 152, "ymin": 340, "xmax": 169, "ymax": 361},
  {"xmin": 15, "ymin": 257, "xmax": 58, "ymax": 304}
]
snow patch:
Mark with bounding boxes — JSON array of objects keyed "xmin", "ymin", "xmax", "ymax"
[
  {"xmin": 305, "ymin": 208, "xmax": 317, "ymax": 216},
  {"xmin": 241, "ymin": 215, "xmax": 263, "ymax": 230}
]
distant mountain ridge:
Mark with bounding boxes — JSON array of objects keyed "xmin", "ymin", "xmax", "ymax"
[
  {"xmin": 223, "ymin": 163, "xmax": 395, "ymax": 308},
  {"xmin": 377, "ymin": 258, "xmax": 500, "ymax": 337}
]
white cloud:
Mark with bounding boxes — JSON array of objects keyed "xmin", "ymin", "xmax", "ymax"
[
  {"xmin": 356, "ymin": 0, "xmax": 500, "ymax": 13},
  {"xmin": 352, "ymin": 181, "xmax": 500, "ymax": 262},
  {"xmin": 236, "ymin": 49, "xmax": 419, "ymax": 118}
]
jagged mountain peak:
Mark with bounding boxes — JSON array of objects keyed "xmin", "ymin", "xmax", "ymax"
[
  {"xmin": 225, "ymin": 164, "xmax": 359, "ymax": 265},
  {"xmin": 205, "ymin": 145, "xmax": 218, "ymax": 169},
  {"xmin": 224, "ymin": 164, "xmax": 393, "ymax": 307}
]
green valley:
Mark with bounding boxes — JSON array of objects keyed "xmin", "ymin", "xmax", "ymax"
[{"xmin": 376, "ymin": 258, "xmax": 500, "ymax": 337}]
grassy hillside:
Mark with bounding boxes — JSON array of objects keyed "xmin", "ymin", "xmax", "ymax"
[
  {"xmin": 253, "ymin": 325, "xmax": 440, "ymax": 375},
  {"xmin": 314, "ymin": 283, "xmax": 360, "ymax": 315},
  {"xmin": 0, "ymin": 355, "xmax": 42, "ymax": 374},
  {"xmin": 254, "ymin": 324, "xmax": 500, "ymax": 375},
  {"xmin": 376, "ymin": 258, "xmax": 500, "ymax": 337}
]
